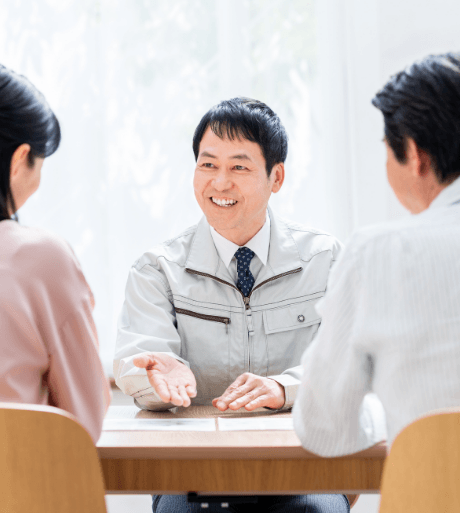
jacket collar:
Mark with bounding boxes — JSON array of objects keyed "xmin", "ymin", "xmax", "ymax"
[
  {"xmin": 429, "ymin": 176, "xmax": 460, "ymax": 210},
  {"xmin": 185, "ymin": 206, "xmax": 303, "ymax": 283},
  {"xmin": 185, "ymin": 215, "xmax": 222, "ymax": 276},
  {"xmin": 256, "ymin": 206, "xmax": 303, "ymax": 284}
]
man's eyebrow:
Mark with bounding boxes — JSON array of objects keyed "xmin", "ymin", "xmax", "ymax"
[
  {"xmin": 199, "ymin": 151, "xmax": 217, "ymax": 159},
  {"xmin": 230, "ymin": 153, "xmax": 252, "ymax": 161},
  {"xmin": 198, "ymin": 152, "xmax": 253, "ymax": 161}
]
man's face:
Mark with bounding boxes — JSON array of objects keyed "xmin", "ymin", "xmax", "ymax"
[{"xmin": 193, "ymin": 127, "xmax": 284, "ymax": 244}]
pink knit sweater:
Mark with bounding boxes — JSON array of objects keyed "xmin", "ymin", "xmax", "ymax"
[{"xmin": 0, "ymin": 220, "xmax": 110, "ymax": 443}]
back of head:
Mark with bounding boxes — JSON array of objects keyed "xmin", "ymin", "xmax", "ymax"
[
  {"xmin": 0, "ymin": 65, "xmax": 61, "ymax": 221},
  {"xmin": 372, "ymin": 52, "xmax": 460, "ymax": 184},
  {"xmin": 192, "ymin": 97, "xmax": 288, "ymax": 176}
]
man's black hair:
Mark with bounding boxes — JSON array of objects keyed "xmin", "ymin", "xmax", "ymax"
[
  {"xmin": 192, "ymin": 97, "xmax": 288, "ymax": 177},
  {"xmin": 372, "ymin": 52, "xmax": 460, "ymax": 184}
]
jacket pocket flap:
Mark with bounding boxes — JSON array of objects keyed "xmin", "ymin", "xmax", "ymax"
[{"xmin": 263, "ymin": 298, "xmax": 321, "ymax": 334}]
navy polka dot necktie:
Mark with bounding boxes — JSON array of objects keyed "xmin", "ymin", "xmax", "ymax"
[{"xmin": 235, "ymin": 247, "xmax": 255, "ymax": 297}]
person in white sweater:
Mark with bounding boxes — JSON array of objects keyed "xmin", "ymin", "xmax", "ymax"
[{"xmin": 293, "ymin": 52, "xmax": 460, "ymax": 456}]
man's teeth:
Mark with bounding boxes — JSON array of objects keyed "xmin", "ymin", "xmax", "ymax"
[{"xmin": 212, "ymin": 197, "xmax": 237, "ymax": 207}]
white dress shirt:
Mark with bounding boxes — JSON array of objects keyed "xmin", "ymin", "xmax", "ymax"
[
  {"xmin": 293, "ymin": 177, "xmax": 460, "ymax": 456},
  {"xmin": 210, "ymin": 212, "xmax": 270, "ymax": 286}
]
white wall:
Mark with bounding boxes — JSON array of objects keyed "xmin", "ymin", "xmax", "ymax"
[
  {"xmin": 378, "ymin": 0, "xmax": 460, "ymax": 222},
  {"xmin": 324, "ymin": 0, "xmax": 460, "ymax": 244}
]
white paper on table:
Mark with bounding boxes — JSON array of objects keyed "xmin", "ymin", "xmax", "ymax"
[
  {"xmin": 218, "ymin": 417, "xmax": 294, "ymax": 431},
  {"xmin": 105, "ymin": 405, "xmax": 140, "ymax": 419},
  {"xmin": 103, "ymin": 418, "xmax": 216, "ymax": 431}
]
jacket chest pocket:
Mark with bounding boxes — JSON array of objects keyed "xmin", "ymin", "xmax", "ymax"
[
  {"xmin": 175, "ymin": 307, "xmax": 231, "ymax": 399},
  {"xmin": 262, "ymin": 298, "xmax": 322, "ymax": 375},
  {"xmin": 175, "ymin": 308, "xmax": 231, "ymax": 332}
]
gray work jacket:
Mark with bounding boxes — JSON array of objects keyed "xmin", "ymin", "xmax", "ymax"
[{"xmin": 114, "ymin": 208, "xmax": 342, "ymax": 410}]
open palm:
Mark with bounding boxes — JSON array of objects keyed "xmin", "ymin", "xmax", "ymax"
[{"xmin": 133, "ymin": 352, "xmax": 197, "ymax": 407}]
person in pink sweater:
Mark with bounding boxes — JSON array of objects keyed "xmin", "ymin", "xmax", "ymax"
[{"xmin": 0, "ymin": 64, "xmax": 110, "ymax": 444}]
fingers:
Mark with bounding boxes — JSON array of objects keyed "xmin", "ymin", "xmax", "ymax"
[
  {"xmin": 243, "ymin": 380, "xmax": 285, "ymax": 411},
  {"xmin": 178, "ymin": 385, "xmax": 191, "ymax": 407},
  {"xmin": 213, "ymin": 375, "xmax": 285, "ymax": 412},
  {"xmin": 212, "ymin": 373, "xmax": 253, "ymax": 411},
  {"xmin": 186, "ymin": 385, "xmax": 197, "ymax": 398},
  {"xmin": 133, "ymin": 354, "xmax": 156, "ymax": 369},
  {"xmin": 169, "ymin": 387, "xmax": 184, "ymax": 407},
  {"xmin": 216, "ymin": 373, "xmax": 248, "ymax": 404},
  {"xmin": 150, "ymin": 372, "xmax": 196, "ymax": 407},
  {"xmin": 168, "ymin": 384, "xmax": 194, "ymax": 407},
  {"xmin": 150, "ymin": 375, "xmax": 172, "ymax": 403},
  {"xmin": 228, "ymin": 387, "xmax": 262, "ymax": 411},
  {"xmin": 244, "ymin": 394, "xmax": 270, "ymax": 411},
  {"xmin": 133, "ymin": 352, "xmax": 179, "ymax": 372},
  {"xmin": 215, "ymin": 381, "xmax": 257, "ymax": 411}
]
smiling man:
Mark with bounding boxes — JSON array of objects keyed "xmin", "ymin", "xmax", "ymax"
[{"xmin": 114, "ymin": 98, "xmax": 348, "ymax": 513}]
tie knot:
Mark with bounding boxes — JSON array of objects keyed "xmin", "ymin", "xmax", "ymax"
[{"xmin": 235, "ymin": 247, "xmax": 255, "ymax": 265}]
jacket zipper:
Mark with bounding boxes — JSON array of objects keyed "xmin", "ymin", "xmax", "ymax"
[
  {"xmin": 185, "ymin": 267, "xmax": 303, "ymax": 309},
  {"xmin": 247, "ymin": 268, "xmax": 303, "ymax": 302},
  {"xmin": 185, "ymin": 267, "xmax": 303, "ymax": 370},
  {"xmin": 175, "ymin": 307, "xmax": 231, "ymax": 333}
]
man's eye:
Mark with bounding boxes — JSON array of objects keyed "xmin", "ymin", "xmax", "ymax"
[
  {"xmin": 202, "ymin": 163, "xmax": 215, "ymax": 168},
  {"xmin": 234, "ymin": 165, "xmax": 246, "ymax": 170}
]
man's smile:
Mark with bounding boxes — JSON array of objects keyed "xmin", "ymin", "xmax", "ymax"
[{"xmin": 210, "ymin": 197, "xmax": 238, "ymax": 207}]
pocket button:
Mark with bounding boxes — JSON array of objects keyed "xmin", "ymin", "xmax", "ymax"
[{"xmin": 298, "ymin": 315, "xmax": 305, "ymax": 323}]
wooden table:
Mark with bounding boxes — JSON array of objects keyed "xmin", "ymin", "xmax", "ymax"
[{"xmin": 97, "ymin": 405, "xmax": 386, "ymax": 496}]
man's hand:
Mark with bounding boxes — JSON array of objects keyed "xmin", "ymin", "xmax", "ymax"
[
  {"xmin": 212, "ymin": 373, "xmax": 285, "ymax": 412},
  {"xmin": 133, "ymin": 353, "xmax": 197, "ymax": 407}
]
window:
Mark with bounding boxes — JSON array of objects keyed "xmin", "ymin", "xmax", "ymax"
[{"xmin": 1, "ymin": 0, "xmax": 332, "ymax": 371}]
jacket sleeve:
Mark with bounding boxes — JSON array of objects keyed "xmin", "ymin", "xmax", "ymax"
[
  {"xmin": 292, "ymin": 239, "xmax": 386, "ymax": 456},
  {"xmin": 268, "ymin": 241, "xmax": 345, "ymax": 411},
  {"xmin": 267, "ymin": 367, "xmax": 302, "ymax": 410},
  {"xmin": 114, "ymin": 261, "xmax": 189, "ymax": 410}
]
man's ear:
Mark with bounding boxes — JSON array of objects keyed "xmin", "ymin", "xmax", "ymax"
[
  {"xmin": 270, "ymin": 162, "xmax": 285, "ymax": 193},
  {"xmin": 406, "ymin": 138, "xmax": 432, "ymax": 178}
]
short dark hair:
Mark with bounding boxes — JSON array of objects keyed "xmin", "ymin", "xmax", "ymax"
[
  {"xmin": 372, "ymin": 52, "xmax": 460, "ymax": 184},
  {"xmin": 192, "ymin": 97, "xmax": 288, "ymax": 176},
  {"xmin": 0, "ymin": 65, "xmax": 61, "ymax": 221}
]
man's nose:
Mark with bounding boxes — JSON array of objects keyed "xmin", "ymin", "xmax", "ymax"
[{"xmin": 212, "ymin": 169, "xmax": 232, "ymax": 191}]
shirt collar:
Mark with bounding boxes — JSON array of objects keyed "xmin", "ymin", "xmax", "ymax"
[
  {"xmin": 210, "ymin": 212, "xmax": 271, "ymax": 269},
  {"xmin": 428, "ymin": 176, "xmax": 460, "ymax": 210}
]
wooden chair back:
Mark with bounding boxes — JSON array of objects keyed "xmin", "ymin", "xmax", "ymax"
[
  {"xmin": 379, "ymin": 410, "xmax": 460, "ymax": 513},
  {"xmin": 0, "ymin": 403, "xmax": 107, "ymax": 513}
]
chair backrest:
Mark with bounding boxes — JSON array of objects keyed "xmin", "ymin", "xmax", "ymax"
[
  {"xmin": 379, "ymin": 410, "xmax": 460, "ymax": 513},
  {"xmin": 0, "ymin": 402, "xmax": 107, "ymax": 513}
]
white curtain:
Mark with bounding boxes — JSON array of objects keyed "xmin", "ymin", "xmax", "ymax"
[
  {"xmin": 0, "ymin": 0, "xmax": 324, "ymax": 372},
  {"xmin": 2, "ymin": 0, "xmax": 459, "ymax": 373},
  {"xmin": 320, "ymin": 0, "xmax": 460, "ymax": 231}
]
